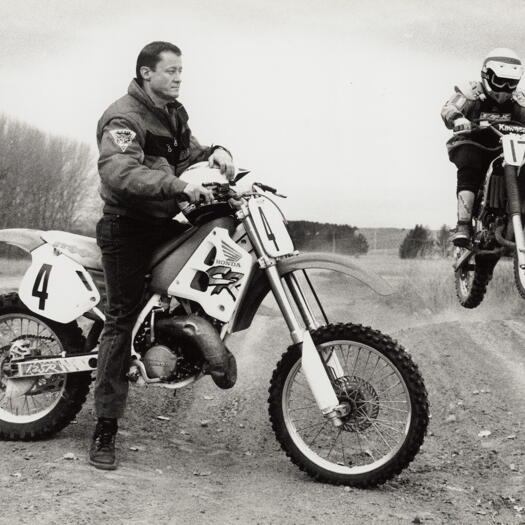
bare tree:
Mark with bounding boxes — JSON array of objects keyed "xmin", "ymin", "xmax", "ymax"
[
  {"xmin": 435, "ymin": 224, "xmax": 451, "ymax": 258},
  {"xmin": 0, "ymin": 113, "xmax": 97, "ymax": 232}
]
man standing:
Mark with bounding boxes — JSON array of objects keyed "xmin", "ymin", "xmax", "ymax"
[{"xmin": 90, "ymin": 41, "xmax": 235, "ymax": 470}]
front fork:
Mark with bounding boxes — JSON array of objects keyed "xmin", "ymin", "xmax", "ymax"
[
  {"xmin": 265, "ymin": 264, "xmax": 345, "ymax": 427},
  {"xmin": 240, "ymin": 207, "xmax": 345, "ymax": 425},
  {"xmin": 505, "ymin": 164, "xmax": 525, "ymax": 284}
]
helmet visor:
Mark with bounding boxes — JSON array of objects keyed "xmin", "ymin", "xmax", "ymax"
[
  {"xmin": 488, "ymin": 69, "xmax": 519, "ymax": 91},
  {"xmin": 488, "ymin": 69, "xmax": 520, "ymax": 92}
]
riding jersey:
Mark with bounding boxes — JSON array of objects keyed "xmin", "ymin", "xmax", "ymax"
[
  {"xmin": 97, "ymin": 79, "xmax": 220, "ymax": 220},
  {"xmin": 441, "ymin": 81, "xmax": 525, "ymax": 154}
]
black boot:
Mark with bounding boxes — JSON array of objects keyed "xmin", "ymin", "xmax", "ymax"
[{"xmin": 89, "ymin": 418, "xmax": 118, "ymax": 470}]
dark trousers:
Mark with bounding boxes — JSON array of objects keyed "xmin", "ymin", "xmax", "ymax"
[
  {"xmin": 449, "ymin": 144, "xmax": 498, "ymax": 194},
  {"xmin": 94, "ymin": 213, "xmax": 189, "ymax": 419},
  {"xmin": 450, "ymin": 144, "xmax": 525, "ymax": 196}
]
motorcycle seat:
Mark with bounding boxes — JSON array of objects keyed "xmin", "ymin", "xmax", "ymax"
[
  {"xmin": 42, "ymin": 226, "xmax": 198, "ymax": 272},
  {"xmin": 42, "ymin": 231, "xmax": 102, "ymax": 270}
]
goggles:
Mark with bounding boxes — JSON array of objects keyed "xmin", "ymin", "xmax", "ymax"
[{"xmin": 487, "ymin": 69, "xmax": 520, "ymax": 91}]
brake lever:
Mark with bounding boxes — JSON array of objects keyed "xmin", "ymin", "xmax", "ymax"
[{"xmin": 253, "ymin": 182, "xmax": 287, "ymax": 198}]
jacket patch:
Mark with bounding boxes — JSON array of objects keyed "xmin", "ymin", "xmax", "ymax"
[{"xmin": 110, "ymin": 129, "xmax": 136, "ymax": 152}]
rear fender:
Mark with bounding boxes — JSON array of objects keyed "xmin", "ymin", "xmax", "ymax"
[
  {"xmin": 230, "ymin": 252, "xmax": 392, "ymax": 333},
  {"xmin": 0, "ymin": 228, "xmax": 45, "ymax": 254}
]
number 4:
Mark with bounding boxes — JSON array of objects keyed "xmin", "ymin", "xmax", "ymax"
[
  {"xmin": 32, "ymin": 263, "xmax": 52, "ymax": 310},
  {"xmin": 259, "ymin": 208, "xmax": 280, "ymax": 251}
]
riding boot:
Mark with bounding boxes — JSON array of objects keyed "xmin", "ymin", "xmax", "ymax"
[
  {"xmin": 89, "ymin": 417, "xmax": 118, "ymax": 470},
  {"xmin": 451, "ymin": 220, "xmax": 472, "ymax": 248}
]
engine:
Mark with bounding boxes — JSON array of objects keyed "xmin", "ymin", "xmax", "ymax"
[
  {"xmin": 142, "ymin": 344, "xmax": 178, "ymax": 379},
  {"xmin": 133, "ymin": 312, "xmax": 203, "ymax": 382},
  {"xmin": 133, "ymin": 309, "xmax": 237, "ymax": 388}
]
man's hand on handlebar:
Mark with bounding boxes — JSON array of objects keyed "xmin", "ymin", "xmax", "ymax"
[
  {"xmin": 182, "ymin": 183, "xmax": 214, "ymax": 204},
  {"xmin": 453, "ymin": 117, "xmax": 472, "ymax": 134}
]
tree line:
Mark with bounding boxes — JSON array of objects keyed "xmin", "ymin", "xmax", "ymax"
[
  {"xmin": 0, "ymin": 113, "xmax": 376, "ymax": 259},
  {"xmin": 0, "ymin": 113, "xmax": 97, "ymax": 233},
  {"xmin": 398, "ymin": 224, "xmax": 451, "ymax": 258}
]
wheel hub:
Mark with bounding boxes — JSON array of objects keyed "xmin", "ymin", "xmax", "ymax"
[{"xmin": 334, "ymin": 376, "xmax": 380, "ymax": 432}]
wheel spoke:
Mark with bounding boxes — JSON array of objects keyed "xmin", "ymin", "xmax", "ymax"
[
  {"xmin": 307, "ymin": 421, "xmax": 329, "ymax": 447},
  {"xmin": 327, "ymin": 428, "xmax": 343, "ymax": 460},
  {"xmin": 296, "ymin": 420, "xmax": 326, "ymax": 433},
  {"xmin": 363, "ymin": 400, "xmax": 409, "ymax": 413}
]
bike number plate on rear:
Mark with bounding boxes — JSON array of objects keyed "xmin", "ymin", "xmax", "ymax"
[
  {"xmin": 248, "ymin": 197, "xmax": 294, "ymax": 257},
  {"xmin": 502, "ymin": 134, "xmax": 525, "ymax": 166},
  {"xmin": 19, "ymin": 244, "xmax": 100, "ymax": 323}
]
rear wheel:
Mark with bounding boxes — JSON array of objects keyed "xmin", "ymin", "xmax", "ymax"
[
  {"xmin": 268, "ymin": 323, "xmax": 428, "ymax": 487},
  {"xmin": 454, "ymin": 249, "xmax": 498, "ymax": 308},
  {"xmin": 0, "ymin": 293, "xmax": 91, "ymax": 440}
]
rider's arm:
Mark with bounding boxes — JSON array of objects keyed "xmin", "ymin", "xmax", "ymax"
[
  {"xmin": 441, "ymin": 82, "xmax": 480, "ymax": 129},
  {"xmin": 441, "ymin": 92, "xmax": 470, "ymax": 129},
  {"xmin": 512, "ymin": 89, "xmax": 525, "ymax": 123},
  {"xmin": 98, "ymin": 116, "xmax": 188, "ymax": 200}
]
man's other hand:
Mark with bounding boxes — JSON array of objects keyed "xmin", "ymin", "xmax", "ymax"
[
  {"xmin": 208, "ymin": 148, "xmax": 235, "ymax": 180},
  {"xmin": 183, "ymin": 183, "xmax": 213, "ymax": 204},
  {"xmin": 453, "ymin": 117, "xmax": 472, "ymax": 133}
]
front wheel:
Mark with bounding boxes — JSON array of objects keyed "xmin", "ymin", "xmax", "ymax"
[
  {"xmin": 0, "ymin": 293, "xmax": 91, "ymax": 440},
  {"xmin": 513, "ymin": 253, "xmax": 525, "ymax": 300},
  {"xmin": 454, "ymin": 249, "xmax": 498, "ymax": 308},
  {"xmin": 268, "ymin": 323, "xmax": 429, "ymax": 487}
]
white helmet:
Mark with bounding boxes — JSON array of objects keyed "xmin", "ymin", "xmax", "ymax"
[{"xmin": 481, "ymin": 48, "xmax": 523, "ymax": 103}]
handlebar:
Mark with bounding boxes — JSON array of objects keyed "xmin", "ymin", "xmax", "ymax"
[
  {"xmin": 177, "ymin": 181, "xmax": 286, "ymax": 209},
  {"xmin": 465, "ymin": 119, "xmax": 525, "ymax": 137}
]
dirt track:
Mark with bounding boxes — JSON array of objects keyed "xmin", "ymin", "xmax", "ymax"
[{"xmin": 1, "ymin": 273, "xmax": 525, "ymax": 524}]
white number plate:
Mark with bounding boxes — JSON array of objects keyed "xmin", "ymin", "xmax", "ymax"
[
  {"xmin": 248, "ymin": 197, "xmax": 294, "ymax": 257},
  {"xmin": 502, "ymin": 134, "xmax": 525, "ymax": 166},
  {"xmin": 19, "ymin": 244, "xmax": 100, "ymax": 323}
]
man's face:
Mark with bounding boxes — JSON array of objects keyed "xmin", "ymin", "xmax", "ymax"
[{"xmin": 142, "ymin": 51, "xmax": 182, "ymax": 101}]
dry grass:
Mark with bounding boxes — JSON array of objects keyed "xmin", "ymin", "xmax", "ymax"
[{"xmin": 362, "ymin": 251, "xmax": 525, "ymax": 318}]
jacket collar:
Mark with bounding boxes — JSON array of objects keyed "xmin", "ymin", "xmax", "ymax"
[{"xmin": 127, "ymin": 78, "xmax": 183, "ymax": 112}]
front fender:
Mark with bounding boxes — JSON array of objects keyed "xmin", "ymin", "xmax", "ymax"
[
  {"xmin": 0, "ymin": 228, "xmax": 45, "ymax": 254},
  {"xmin": 231, "ymin": 252, "xmax": 392, "ymax": 333}
]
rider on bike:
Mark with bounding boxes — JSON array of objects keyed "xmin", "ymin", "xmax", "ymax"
[{"xmin": 441, "ymin": 48, "xmax": 525, "ymax": 247}]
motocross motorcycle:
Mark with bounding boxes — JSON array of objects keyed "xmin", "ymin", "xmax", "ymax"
[
  {"xmin": 0, "ymin": 163, "xmax": 428, "ymax": 487},
  {"xmin": 454, "ymin": 120, "xmax": 525, "ymax": 308}
]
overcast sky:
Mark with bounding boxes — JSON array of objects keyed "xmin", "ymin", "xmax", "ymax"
[{"xmin": 1, "ymin": 0, "xmax": 525, "ymax": 228}]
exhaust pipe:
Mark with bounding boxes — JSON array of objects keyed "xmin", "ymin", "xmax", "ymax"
[{"xmin": 156, "ymin": 314, "xmax": 237, "ymax": 389}]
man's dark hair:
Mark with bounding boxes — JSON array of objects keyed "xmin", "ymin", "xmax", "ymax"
[{"xmin": 136, "ymin": 41, "xmax": 182, "ymax": 84}]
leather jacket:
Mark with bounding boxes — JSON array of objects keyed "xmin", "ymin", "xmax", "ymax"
[{"xmin": 97, "ymin": 79, "xmax": 219, "ymax": 220}]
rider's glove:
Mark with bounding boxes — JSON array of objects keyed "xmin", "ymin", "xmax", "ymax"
[{"xmin": 453, "ymin": 117, "xmax": 472, "ymax": 133}]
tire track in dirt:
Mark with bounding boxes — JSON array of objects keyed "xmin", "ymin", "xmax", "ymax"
[{"xmin": 393, "ymin": 318, "xmax": 525, "ymax": 522}]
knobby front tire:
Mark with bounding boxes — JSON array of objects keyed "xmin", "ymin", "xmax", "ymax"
[
  {"xmin": 268, "ymin": 323, "xmax": 429, "ymax": 488},
  {"xmin": 455, "ymin": 250, "xmax": 497, "ymax": 309}
]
